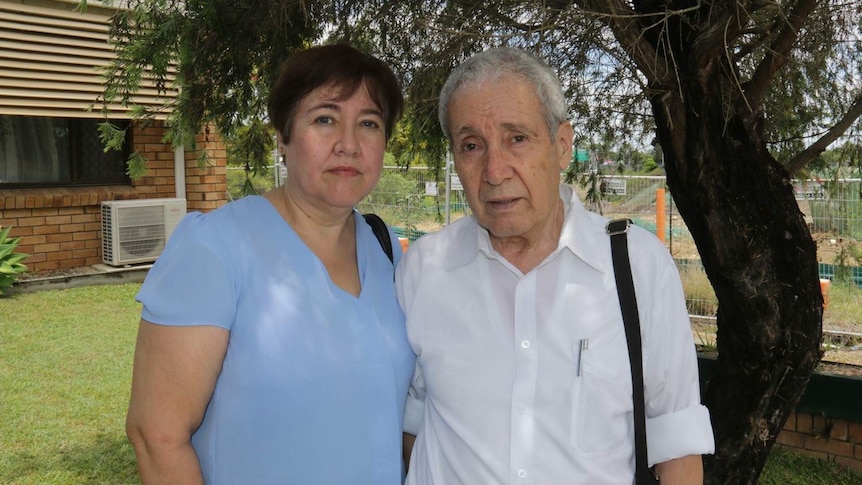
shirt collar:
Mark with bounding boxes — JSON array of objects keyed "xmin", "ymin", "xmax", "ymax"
[
  {"xmin": 444, "ymin": 184, "xmax": 608, "ymax": 274},
  {"xmin": 557, "ymin": 184, "xmax": 607, "ymax": 273}
]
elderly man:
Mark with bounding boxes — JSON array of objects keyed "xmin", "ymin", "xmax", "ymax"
[{"xmin": 397, "ymin": 47, "xmax": 714, "ymax": 484}]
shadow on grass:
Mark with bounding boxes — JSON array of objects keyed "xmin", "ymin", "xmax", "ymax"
[{"xmin": 1, "ymin": 433, "xmax": 138, "ymax": 485}]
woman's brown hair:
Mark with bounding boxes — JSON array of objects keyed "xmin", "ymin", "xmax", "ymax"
[{"xmin": 267, "ymin": 44, "xmax": 403, "ymax": 144}]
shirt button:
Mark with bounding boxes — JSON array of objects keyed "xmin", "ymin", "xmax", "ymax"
[
  {"xmin": 518, "ymin": 469, "xmax": 527, "ymax": 478},
  {"xmin": 521, "ymin": 340, "xmax": 530, "ymax": 349}
]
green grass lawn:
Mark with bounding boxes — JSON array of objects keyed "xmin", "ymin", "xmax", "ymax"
[
  {"xmin": 0, "ymin": 283, "xmax": 141, "ymax": 485},
  {"xmin": 1, "ymin": 282, "xmax": 861, "ymax": 484}
]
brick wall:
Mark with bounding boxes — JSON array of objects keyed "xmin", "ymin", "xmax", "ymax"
[
  {"xmin": 0, "ymin": 122, "xmax": 228, "ymax": 274},
  {"xmin": 777, "ymin": 411, "xmax": 862, "ymax": 474},
  {"xmin": 185, "ymin": 130, "xmax": 229, "ymax": 212}
]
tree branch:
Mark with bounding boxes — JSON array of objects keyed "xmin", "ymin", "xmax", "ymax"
[
  {"xmin": 785, "ymin": 92, "xmax": 862, "ymax": 174},
  {"xmin": 744, "ymin": 0, "xmax": 818, "ymax": 106},
  {"xmin": 691, "ymin": 2, "xmax": 746, "ymax": 69},
  {"xmin": 574, "ymin": 0, "xmax": 666, "ymax": 85},
  {"xmin": 734, "ymin": 24, "xmax": 774, "ymax": 61}
]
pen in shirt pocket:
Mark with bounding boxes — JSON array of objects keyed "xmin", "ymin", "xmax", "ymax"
[{"xmin": 577, "ymin": 338, "xmax": 589, "ymax": 377}]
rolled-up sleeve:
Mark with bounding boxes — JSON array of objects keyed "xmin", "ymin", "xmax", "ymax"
[
  {"xmin": 646, "ymin": 404, "xmax": 714, "ymax": 465},
  {"xmin": 641, "ymin": 246, "xmax": 715, "ymax": 464}
]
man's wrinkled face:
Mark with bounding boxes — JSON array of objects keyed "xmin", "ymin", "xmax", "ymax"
[{"xmin": 446, "ymin": 75, "xmax": 572, "ymax": 242}]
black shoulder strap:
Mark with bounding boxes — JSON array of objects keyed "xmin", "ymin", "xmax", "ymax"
[
  {"xmin": 364, "ymin": 213, "xmax": 393, "ymax": 264},
  {"xmin": 606, "ymin": 219, "xmax": 659, "ymax": 485}
]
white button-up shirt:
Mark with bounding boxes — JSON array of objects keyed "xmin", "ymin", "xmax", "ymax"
[{"xmin": 397, "ymin": 185, "xmax": 714, "ymax": 485}]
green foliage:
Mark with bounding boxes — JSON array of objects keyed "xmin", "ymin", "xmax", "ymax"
[
  {"xmin": 758, "ymin": 4, "xmax": 862, "ymax": 174},
  {"xmin": 223, "ymin": 119, "xmax": 278, "ymax": 199},
  {"xmin": 125, "ymin": 151, "xmax": 148, "ymax": 179},
  {"xmin": 642, "ymin": 158, "xmax": 659, "ymax": 174},
  {"xmin": 365, "ymin": 170, "xmax": 418, "ymax": 208},
  {"xmin": 97, "ymin": 121, "xmax": 127, "ymax": 152},
  {"xmin": 833, "ymin": 240, "xmax": 862, "ymax": 287},
  {"xmin": 93, "ymin": 0, "xmax": 324, "ymax": 177},
  {"xmin": 0, "ymin": 225, "xmax": 28, "ymax": 296},
  {"xmin": 565, "ymin": 159, "xmax": 605, "ymax": 214},
  {"xmin": 387, "ymin": 113, "xmax": 448, "ymax": 173},
  {"xmin": 196, "ymin": 148, "xmax": 211, "ymax": 170},
  {"xmin": 226, "ymin": 168, "xmax": 274, "ymax": 200},
  {"xmin": 226, "ymin": 120, "xmax": 276, "ymax": 176},
  {"xmin": 354, "ymin": 168, "xmax": 446, "ymax": 229}
]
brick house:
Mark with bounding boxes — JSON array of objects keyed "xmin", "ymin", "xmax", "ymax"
[{"xmin": 0, "ymin": 0, "xmax": 228, "ymax": 275}]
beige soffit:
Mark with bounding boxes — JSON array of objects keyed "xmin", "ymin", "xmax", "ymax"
[{"xmin": 0, "ymin": 0, "xmax": 177, "ymax": 119}]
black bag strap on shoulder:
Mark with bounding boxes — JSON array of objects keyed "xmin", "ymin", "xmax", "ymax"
[
  {"xmin": 363, "ymin": 213, "xmax": 393, "ymax": 264},
  {"xmin": 606, "ymin": 218, "xmax": 659, "ymax": 485}
]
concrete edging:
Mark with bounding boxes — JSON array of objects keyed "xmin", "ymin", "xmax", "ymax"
[{"xmin": 10, "ymin": 264, "xmax": 152, "ymax": 294}]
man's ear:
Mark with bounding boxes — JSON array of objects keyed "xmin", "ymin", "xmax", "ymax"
[{"xmin": 556, "ymin": 122, "xmax": 575, "ymax": 171}]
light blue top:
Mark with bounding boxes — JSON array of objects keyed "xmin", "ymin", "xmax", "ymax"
[{"xmin": 136, "ymin": 195, "xmax": 415, "ymax": 485}]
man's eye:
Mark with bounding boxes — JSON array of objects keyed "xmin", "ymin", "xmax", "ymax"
[
  {"xmin": 512, "ymin": 134, "xmax": 527, "ymax": 143},
  {"xmin": 462, "ymin": 143, "xmax": 478, "ymax": 152}
]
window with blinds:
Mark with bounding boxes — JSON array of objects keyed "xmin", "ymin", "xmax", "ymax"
[{"xmin": 0, "ymin": 0, "xmax": 175, "ymax": 186}]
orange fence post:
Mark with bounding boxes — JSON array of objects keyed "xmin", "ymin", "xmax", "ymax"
[
  {"xmin": 656, "ymin": 188, "xmax": 666, "ymax": 243},
  {"xmin": 820, "ymin": 278, "xmax": 831, "ymax": 309}
]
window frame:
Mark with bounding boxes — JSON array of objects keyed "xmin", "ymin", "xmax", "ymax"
[{"xmin": 0, "ymin": 116, "xmax": 133, "ymax": 188}]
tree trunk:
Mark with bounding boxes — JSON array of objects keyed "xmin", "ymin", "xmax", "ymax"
[{"xmin": 651, "ymin": 58, "xmax": 823, "ymax": 484}]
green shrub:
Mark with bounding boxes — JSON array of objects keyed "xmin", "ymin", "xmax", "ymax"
[
  {"xmin": 0, "ymin": 225, "xmax": 28, "ymax": 296},
  {"xmin": 642, "ymin": 158, "xmax": 659, "ymax": 173}
]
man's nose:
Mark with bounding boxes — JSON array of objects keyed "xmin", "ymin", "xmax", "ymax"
[{"xmin": 483, "ymin": 143, "xmax": 513, "ymax": 185}]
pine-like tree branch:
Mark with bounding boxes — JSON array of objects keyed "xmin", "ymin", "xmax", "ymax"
[
  {"xmin": 785, "ymin": 92, "xmax": 862, "ymax": 174},
  {"xmin": 691, "ymin": 2, "xmax": 758, "ymax": 74},
  {"xmin": 574, "ymin": 0, "xmax": 666, "ymax": 85},
  {"xmin": 744, "ymin": 0, "xmax": 819, "ymax": 107}
]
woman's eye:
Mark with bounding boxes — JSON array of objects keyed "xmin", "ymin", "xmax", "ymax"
[
  {"xmin": 361, "ymin": 119, "xmax": 381, "ymax": 129},
  {"xmin": 315, "ymin": 116, "xmax": 334, "ymax": 125}
]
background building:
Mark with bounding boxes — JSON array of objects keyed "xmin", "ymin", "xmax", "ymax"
[{"xmin": 1, "ymin": 0, "xmax": 228, "ymax": 274}]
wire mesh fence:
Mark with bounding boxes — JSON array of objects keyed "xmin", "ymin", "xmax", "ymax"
[{"xmin": 362, "ymin": 170, "xmax": 860, "ymax": 331}]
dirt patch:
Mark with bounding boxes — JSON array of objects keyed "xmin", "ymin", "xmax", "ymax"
[
  {"xmin": 811, "ymin": 232, "xmax": 862, "ymax": 266},
  {"xmin": 18, "ymin": 265, "xmax": 101, "ymax": 281}
]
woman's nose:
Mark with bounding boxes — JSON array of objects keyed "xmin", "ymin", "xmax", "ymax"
[{"xmin": 335, "ymin": 126, "xmax": 360, "ymax": 156}]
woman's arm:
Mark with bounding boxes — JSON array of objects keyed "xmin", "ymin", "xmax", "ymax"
[{"xmin": 126, "ymin": 319, "xmax": 229, "ymax": 485}]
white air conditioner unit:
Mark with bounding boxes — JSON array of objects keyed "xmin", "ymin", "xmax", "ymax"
[{"xmin": 101, "ymin": 198, "xmax": 187, "ymax": 266}]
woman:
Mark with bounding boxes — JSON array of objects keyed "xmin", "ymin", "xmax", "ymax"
[{"xmin": 125, "ymin": 44, "xmax": 415, "ymax": 484}]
